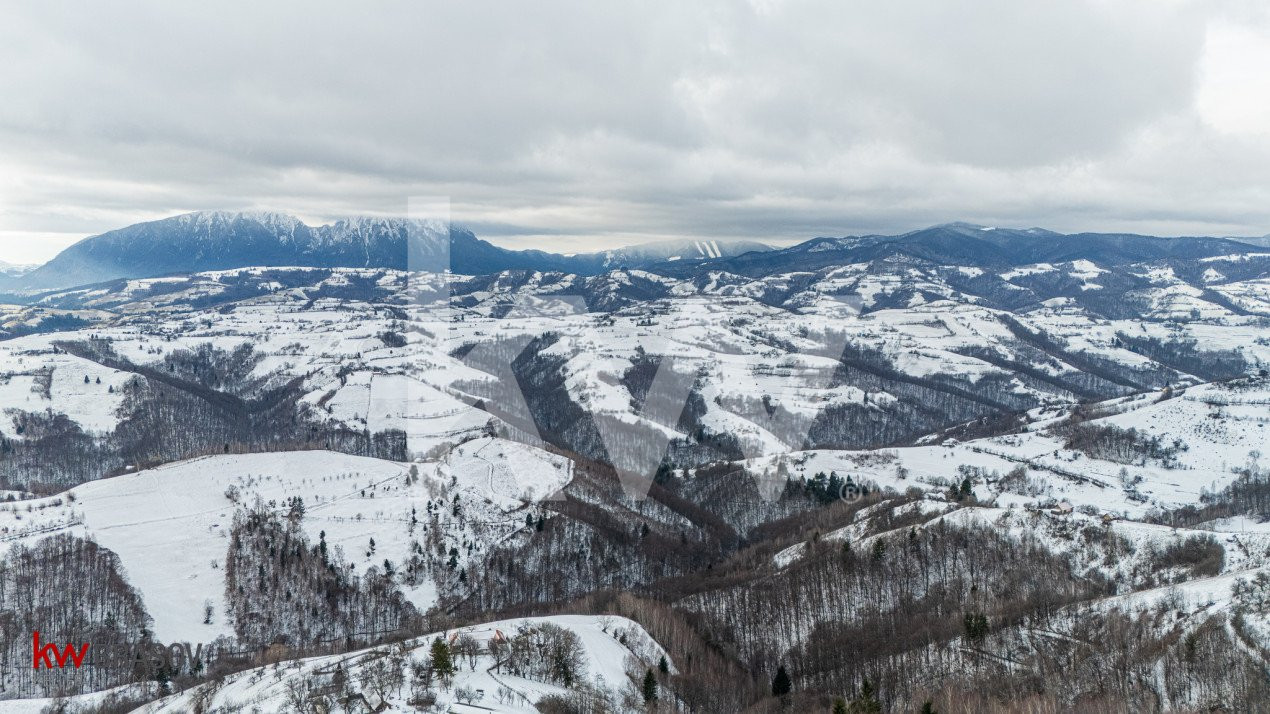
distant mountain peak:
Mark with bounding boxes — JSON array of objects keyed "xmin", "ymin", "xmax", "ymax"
[
  {"xmin": 7, "ymin": 212, "xmax": 1262, "ymax": 297},
  {"xmin": 649, "ymin": 223, "xmax": 1266, "ymax": 279},
  {"xmin": 594, "ymin": 237, "xmax": 771, "ymax": 268},
  {"xmin": 0, "ymin": 259, "xmax": 35, "ymax": 277},
  {"xmin": 169, "ymin": 209, "xmax": 304, "ymax": 230},
  {"xmin": 4, "ymin": 212, "xmax": 768, "ymax": 294}
]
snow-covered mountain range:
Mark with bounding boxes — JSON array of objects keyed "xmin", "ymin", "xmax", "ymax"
[
  {"xmin": 0, "ymin": 260, "xmax": 34, "ymax": 278},
  {"xmin": 0, "ymin": 212, "xmax": 774, "ymax": 294},
  {"xmin": 0, "ymin": 217, "xmax": 1268, "ymax": 711},
  {"xmin": 5, "ymin": 212, "xmax": 1269, "ymax": 298}
]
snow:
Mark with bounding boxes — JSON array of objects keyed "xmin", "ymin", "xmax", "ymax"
[
  {"xmin": 0, "ymin": 616, "xmax": 671, "ymax": 714},
  {"xmin": 1200, "ymin": 252, "xmax": 1270, "ymax": 263},
  {"xmin": 1067, "ymin": 259, "xmax": 1108, "ymax": 280},
  {"xmin": 0, "ymin": 252, "xmax": 1265, "ymax": 672},
  {"xmin": 0, "ymin": 444, "xmax": 572, "ymax": 644},
  {"xmin": 0, "ymin": 685, "xmax": 161, "ymax": 714},
  {"xmin": 743, "ymin": 377, "xmax": 1270, "ymax": 525},
  {"xmin": 0, "ymin": 237, "xmax": 1267, "ymax": 709},
  {"xmin": 445, "ymin": 437, "xmax": 572, "ymax": 507},
  {"xmin": 314, "ymin": 371, "xmax": 491, "ymax": 452},
  {"xmin": 0, "ymin": 349, "xmax": 130, "ymax": 437},
  {"xmin": 141, "ymin": 615, "xmax": 668, "ymax": 713},
  {"xmin": 1000, "ymin": 263, "xmax": 1057, "ymax": 280}
]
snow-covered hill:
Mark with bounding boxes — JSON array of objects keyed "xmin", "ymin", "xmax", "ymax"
[
  {"xmin": 4, "ymin": 255, "xmax": 1266, "ymax": 466},
  {"xmin": 742, "ymin": 377, "xmax": 1270, "ymax": 522},
  {"xmin": 0, "ymin": 615, "xmax": 669, "ymax": 713},
  {"xmin": 0, "ymin": 446, "xmax": 568, "ymax": 643},
  {"xmin": 591, "ymin": 238, "xmax": 771, "ymax": 268},
  {"xmin": 0, "ymin": 227, "xmax": 1268, "ymax": 710},
  {"xmin": 147, "ymin": 615, "xmax": 669, "ymax": 713}
]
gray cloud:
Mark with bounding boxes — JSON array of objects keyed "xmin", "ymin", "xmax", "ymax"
[{"xmin": 1, "ymin": 0, "xmax": 1269, "ymax": 264}]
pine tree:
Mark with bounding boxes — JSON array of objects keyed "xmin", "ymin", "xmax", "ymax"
[
  {"xmin": 832, "ymin": 698, "xmax": 848, "ymax": 714},
  {"xmin": 332, "ymin": 664, "xmax": 348, "ymax": 696},
  {"xmin": 871, "ymin": 538, "xmax": 886, "ymax": 561},
  {"xmin": 852, "ymin": 678, "xmax": 881, "ymax": 713},
  {"xmin": 963, "ymin": 611, "xmax": 989, "ymax": 641},
  {"xmin": 153, "ymin": 660, "xmax": 172, "ymax": 691},
  {"xmin": 287, "ymin": 496, "xmax": 305, "ymax": 522},
  {"xmin": 430, "ymin": 637, "xmax": 455, "ymax": 684},
  {"xmin": 921, "ymin": 702, "xmax": 937, "ymax": 714},
  {"xmin": 658, "ymin": 655, "xmax": 669, "ymax": 675},
  {"xmin": 642, "ymin": 668, "xmax": 659, "ymax": 703},
  {"xmin": 772, "ymin": 665, "xmax": 791, "ymax": 697}
]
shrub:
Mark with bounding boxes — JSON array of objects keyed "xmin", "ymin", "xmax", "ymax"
[{"xmin": 1151, "ymin": 535, "xmax": 1224, "ymax": 577}]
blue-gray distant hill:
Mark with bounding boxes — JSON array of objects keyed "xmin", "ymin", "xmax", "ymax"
[
  {"xmin": 647, "ymin": 222, "xmax": 1264, "ymax": 278},
  {"xmin": 6, "ymin": 212, "xmax": 771, "ymax": 293},
  {"xmin": 5, "ymin": 213, "xmax": 1266, "ymax": 296}
]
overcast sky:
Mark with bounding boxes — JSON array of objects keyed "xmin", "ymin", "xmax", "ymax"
[{"xmin": 2, "ymin": 1, "xmax": 1269, "ymax": 265}]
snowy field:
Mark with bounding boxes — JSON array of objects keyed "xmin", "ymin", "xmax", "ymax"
[{"xmin": 0, "ymin": 443, "xmax": 570, "ymax": 643}]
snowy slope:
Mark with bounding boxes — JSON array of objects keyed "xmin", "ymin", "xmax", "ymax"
[
  {"xmin": 140, "ymin": 615, "xmax": 669, "ymax": 713},
  {"xmin": 0, "ymin": 616, "xmax": 670, "ymax": 714},
  {"xmin": 0, "ymin": 445, "xmax": 570, "ymax": 643},
  {"xmin": 739, "ymin": 376, "xmax": 1269, "ymax": 522},
  {"xmin": 4, "ymin": 252, "xmax": 1267, "ymax": 461}
]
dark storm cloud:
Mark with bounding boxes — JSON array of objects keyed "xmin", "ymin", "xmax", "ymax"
[{"xmin": 1, "ymin": 0, "xmax": 1269, "ymax": 263}]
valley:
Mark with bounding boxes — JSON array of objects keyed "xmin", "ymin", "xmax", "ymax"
[{"xmin": 0, "ymin": 217, "xmax": 1267, "ymax": 712}]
